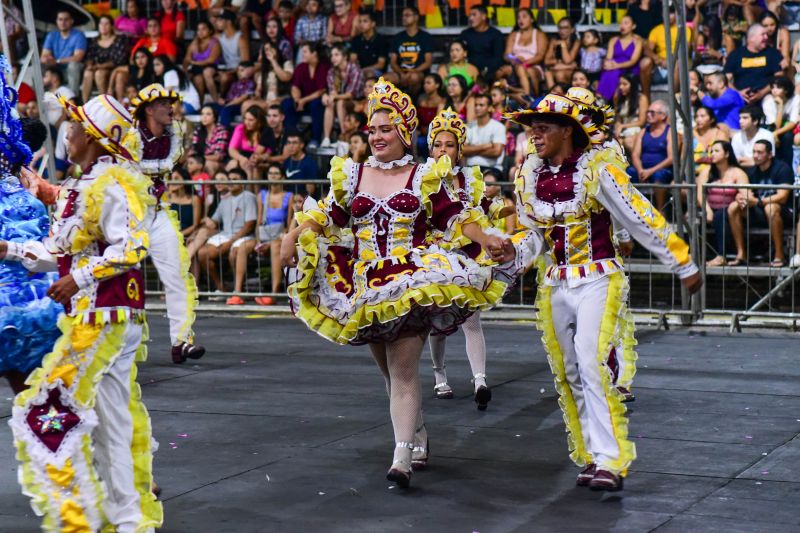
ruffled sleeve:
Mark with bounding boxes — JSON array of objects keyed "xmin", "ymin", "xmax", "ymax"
[
  {"xmin": 464, "ymin": 166, "xmax": 486, "ymax": 209},
  {"xmin": 295, "ymin": 156, "xmax": 356, "ymax": 229},
  {"xmin": 420, "ymin": 157, "xmax": 488, "ymax": 244}
]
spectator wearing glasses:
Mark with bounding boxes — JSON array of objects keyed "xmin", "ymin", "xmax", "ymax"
[
  {"xmin": 350, "ymin": 9, "xmax": 388, "ymax": 79},
  {"xmin": 459, "ymin": 5, "xmax": 506, "ymax": 82},
  {"xmin": 544, "ymin": 17, "xmax": 580, "ymax": 89},
  {"xmin": 327, "ymin": 0, "xmax": 357, "ymax": 46},
  {"xmin": 628, "ymin": 100, "xmax": 674, "ymax": 211},
  {"xmin": 40, "ymin": 9, "xmax": 87, "ymax": 96},
  {"xmin": 385, "ymin": 6, "xmax": 433, "ymax": 95},
  {"xmin": 733, "ymin": 140, "xmax": 793, "ymax": 267}
]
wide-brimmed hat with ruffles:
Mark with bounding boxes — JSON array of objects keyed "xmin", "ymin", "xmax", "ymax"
[
  {"xmin": 504, "ymin": 87, "xmax": 606, "ymax": 149},
  {"xmin": 129, "ymin": 83, "xmax": 181, "ymax": 118},
  {"xmin": 59, "ymin": 94, "xmax": 136, "ymax": 162}
]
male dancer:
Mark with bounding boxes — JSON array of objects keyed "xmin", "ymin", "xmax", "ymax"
[
  {"xmin": 0, "ymin": 95, "xmax": 162, "ymax": 532},
  {"xmin": 506, "ymin": 88, "xmax": 702, "ymax": 491},
  {"xmin": 124, "ymin": 83, "xmax": 205, "ymax": 364}
]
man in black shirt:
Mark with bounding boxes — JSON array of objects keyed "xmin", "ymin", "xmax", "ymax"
[
  {"xmin": 349, "ymin": 9, "xmax": 387, "ymax": 79},
  {"xmin": 724, "ymin": 24, "xmax": 783, "ymax": 104},
  {"xmin": 732, "ymin": 140, "xmax": 793, "ymax": 266},
  {"xmin": 459, "ymin": 6, "xmax": 506, "ymax": 81},
  {"xmin": 262, "ymin": 104, "xmax": 289, "ymax": 164},
  {"xmin": 385, "ymin": 6, "xmax": 432, "ymax": 95}
]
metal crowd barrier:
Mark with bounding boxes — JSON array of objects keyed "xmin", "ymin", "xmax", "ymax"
[{"xmin": 144, "ymin": 178, "xmax": 800, "ymax": 330}]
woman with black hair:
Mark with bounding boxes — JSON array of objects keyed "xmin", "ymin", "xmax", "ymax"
[
  {"xmin": 110, "ymin": 46, "xmax": 155, "ymax": 101},
  {"xmin": 182, "ymin": 20, "xmax": 222, "ymax": 102},
  {"xmin": 81, "ymin": 14, "xmax": 131, "ymax": 103},
  {"xmin": 544, "ymin": 16, "xmax": 580, "ymax": 88},
  {"xmin": 498, "ymin": 8, "xmax": 548, "ymax": 95},
  {"xmin": 190, "ymin": 104, "xmax": 229, "ymax": 176},
  {"xmin": 242, "ymin": 35, "xmax": 294, "ymax": 113},
  {"xmin": 444, "ymin": 73, "xmax": 474, "ymax": 122},
  {"xmin": 437, "ymin": 40, "xmax": 480, "ymax": 89},
  {"xmin": 697, "ymin": 140, "xmax": 749, "ymax": 266},
  {"xmin": 613, "ymin": 73, "xmax": 649, "ymax": 153},
  {"xmin": 762, "ymin": 76, "xmax": 798, "ymax": 164},
  {"xmin": 153, "ymin": 54, "xmax": 201, "ymax": 114},
  {"xmin": 760, "ymin": 11, "xmax": 791, "ymax": 70}
]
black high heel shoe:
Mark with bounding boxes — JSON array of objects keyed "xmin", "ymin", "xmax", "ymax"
[{"xmin": 473, "ymin": 373, "xmax": 491, "ymax": 411}]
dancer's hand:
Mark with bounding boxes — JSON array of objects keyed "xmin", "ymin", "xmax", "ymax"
[
  {"xmin": 48, "ymin": 274, "xmax": 79, "ymax": 305},
  {"xmin": 280, "ymin": 233, "xmax": 298, "ymax": 267},
  {"xmin": 498, "ymin": 239, "xmax": 517, "ymax": 263},
  {"xmin": 0, "ymin": 241, "xmax": 6, "ymax": 260},
  {"xmin": 618, "ymin": 240, "xmax": 633, "ymax": 257},
  {"xmin": 481, "ymin": 234, "xmax": 505, "ymax": 261},
  {"xmin": 681, "ymin": 271, "xmax": 703, "ymax": 294}
]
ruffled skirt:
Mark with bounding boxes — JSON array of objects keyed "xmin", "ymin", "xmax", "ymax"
[
  {"xmin": 0, "ymin": 266, "xmax": 62, "ymax": 374},
  {"xmin": 288, "ymin": 230, "xmax": 509, "ymax": 345}
]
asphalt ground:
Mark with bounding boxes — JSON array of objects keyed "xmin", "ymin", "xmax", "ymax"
[{"xmin": 1, "ymin": 315, "xmax": 799, "ymax": 533}]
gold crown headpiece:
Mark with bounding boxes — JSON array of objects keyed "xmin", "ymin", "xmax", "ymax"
[
  {"xmin": 427, "ymin": 107, "xmax": 467, "ymax": 155},
  {"xmin": 367, "ymin": 77, "xmax": 418, "ymax": 148}
]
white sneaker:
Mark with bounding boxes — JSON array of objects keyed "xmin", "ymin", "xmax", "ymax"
[
  {"xmin": 209, "ymin": 290, "xmax": 226, "ymax": 302},
  {"xmin": 790, "ymin": 254, "xmax": 800, "ymax": 268},
  {"xmin": 320, "ymin": 138, "xmax": 331, "ymax": 148}
]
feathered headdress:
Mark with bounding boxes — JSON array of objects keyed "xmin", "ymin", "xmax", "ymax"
[
  {"xmin": 0, "ymin": 54, "xmax": 32, "ymax": 169},
  {"xmin": 427, "ymin": 107, "xmax": 467, "ymax": 156},
  {"xmin": 367, "ymin": 77, "xmax": 418, "ymax": 148}
]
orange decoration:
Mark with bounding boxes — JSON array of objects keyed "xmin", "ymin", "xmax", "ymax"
[{"xmin": 418, "ymin": 0, "xmax": 436, "ymax": 15}]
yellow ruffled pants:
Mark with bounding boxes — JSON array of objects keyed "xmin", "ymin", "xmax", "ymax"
[
  {"xmin": 536, "ymin": 272, "xmax": 638, "ymax": 476},
  {"xmin": 10, "ymin": 317, "xmax": 162, "ymax": 532}
]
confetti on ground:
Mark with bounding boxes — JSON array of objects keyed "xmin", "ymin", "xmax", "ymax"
[
  {"xmin": 745, "ymin": 435, "xmax": 753, "ymax": 439},
  {"xmin": 762, "ymin": 452, "xmax": 768, "ymax": 456},
  {"xmin": 318, "ymin": 492, "xmax": 325, "ymax": 496},
  {"xmin": 539, "ymin": 388, "xmax": 545, "ymax": 394},
  {"xmin": 265, "ymin": 474, "xmax": 271, "ymax": 482},
  {"xmin": 241, "ymin": 360, "xmax": 247, "ymax": 364},
  {"xmin": 349, "ymin": 488, "xmax": 359, "ymax": 496},
  {"xmin": 755, "ymin": 482, "xmax": 763, "ymax": 485},
  {"xmin": 761, "ymin": 471, "xmax": 769, "ymax": 475},
  {"xmin": 177, "ymin": 433, "xmax": 189, "ymax": 438},
  {"xmin": 515, "ymin": 434, "xmax": 521, "ymax": 438}
]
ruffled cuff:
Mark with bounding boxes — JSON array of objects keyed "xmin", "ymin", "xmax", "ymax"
[
  {"xmin": 675, "ymin": 260, "xmax": 699, "ymax": 280},
  {"xmin": 295, "ymin": 205, "xmax": 330, "ymax": 228},
  {"xmin": 443, "ymin": 206, "xmax": 488, "ymax": 244},
  {"xmin": 4, "ymin": 241, "xmax": 58, "ymax": 272},
  {"xmin": 4, "ymin": 241, "xmax": 25, "ymax": 262},
  {"xmin": 73, "ymin": 264, "xmax": 97, "ymax": 290}
]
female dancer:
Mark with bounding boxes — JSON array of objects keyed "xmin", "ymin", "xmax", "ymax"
[
  {"xmin": 281, "ymin": 79, "xmax": 512, "ymax": 487},
  {"xmin": 0, "ymin": 60, "xmax": 62, "ymax": 393},
  {"xmin": 426, "ymin": 108, "xmax": 513, "ymax": 409}
]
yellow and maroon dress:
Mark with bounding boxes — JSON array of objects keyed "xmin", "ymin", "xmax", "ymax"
[{"xmin": 289, "ymin": 156, "xmax": 509, "ymax": 345}]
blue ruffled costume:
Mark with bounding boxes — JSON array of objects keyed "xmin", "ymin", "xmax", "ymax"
[{"xmin": 0, "ymin": 175, "xmax": 62, "ymax": 373}]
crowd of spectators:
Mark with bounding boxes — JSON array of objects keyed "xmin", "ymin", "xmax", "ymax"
[{"xmin": 15, "ymin": 0, "xmax": 800, "ymax": 302}]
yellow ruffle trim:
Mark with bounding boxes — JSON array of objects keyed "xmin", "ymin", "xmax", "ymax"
[
  {"xmin": 466, "ymin": 166, "xmax": 485, "ymax": 208},
  {"xmin": 535, "ymin": 282, "xmax": 592, "ymax": 467},
  {"xmin": 534, "ymin": 271, "xmax": 638, "ymax": 476},
  {"xmin": 290, "ymin": 228, "xmax": 507, "ymax": 345},
  {"xmin": 164, "ymin": 207, "xmax": 199, "ymax": 343},
  {"xmin": 13, "ymin": 315, "xmax": 163, "ymax": 531},
  {"xmin": 71, "ymin": 166, "xmax": 154, "ymax": 255}
]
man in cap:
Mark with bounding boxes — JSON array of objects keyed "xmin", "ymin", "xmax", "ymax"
[
  {"xmin": 0, "ymin": 94, "xmax": 162, "ymax": 532},
  {"xmin": 505, "ymin": 87, "xmax": 702, "ymax": 491},
  {"xmin": 124, "ymin": 83, "xmax": 205, "ymax": 364}
]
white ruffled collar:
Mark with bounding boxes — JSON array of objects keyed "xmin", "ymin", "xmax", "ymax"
[{"xmin": 365, "ymin": 154, "xmax": 413, "ymax": 169}]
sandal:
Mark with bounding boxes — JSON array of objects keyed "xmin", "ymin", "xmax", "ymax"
[
  {"xmin": 387, "ymin": 442, "xmax": 413, "ymax": 488},
  {"xmin": 727, "ymin": 257, "xmax": 746, "ymax": 267},
  {"xmin": 770, "ymin": 258, "xmax": 787, "ymax": 268},
  {"xmin": 226, "ymin": 295, "xmax": 245, "ymax": 305},
  {"xmin": 706, "ymin": 256, "xmax": 726, "ymax": 267},
  {"xmin": 255, "ymin": 296, "xmax": 274, "ymax": 306},
  {"xmin": 411, "ymin": 423, "xmax": 429, "ymax": 471},
  {"xmin": 433, "ymin": 382, "xmax": 454, "ymax": 399}
]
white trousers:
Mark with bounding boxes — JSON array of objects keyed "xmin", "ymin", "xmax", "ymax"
[
  {"xmin": 93, "ymin": 323, "xmax": 149, "ymax": 533},
  {"xmin": 146, "ymin": 207, "xmax": 197, "ymax": 345},
  {"xmin": 539, "ymin": 273, "xmax": 636, "ymax": 474}
]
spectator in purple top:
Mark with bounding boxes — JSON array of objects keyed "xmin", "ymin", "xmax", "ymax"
[
  {"xmin": 281, "ymin": 42, "xmax": 329, "ymax": 148},
  {"xmin": 700, "ymin": 72, "xmax": 746, "ymax": 131},
  {"xmin": 41, "ymin": 9, "xmax": 87, "ymax": 96},
  {"xmin": 115, "ymin": 0, "xmax": 147, "ymax": 39},
  {"xmin": 321, "ymin": 43, "xmax": 364, "ymax": 148},
  {"xmin": 182, "ymin": 20, "xmax": 221, "ymax": 104}
]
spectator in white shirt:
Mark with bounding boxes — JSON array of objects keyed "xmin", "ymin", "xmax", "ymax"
[
  {"xmin": 732, "ymin": 106, "xmax": 775, "ymax": 168},
  {"xmin": 462, "ymin": 93, "xmax": 506, "ymax": 170},
  {"xmin": 761, "ymin": 76, "xmax": 799, "ymax": 166}
]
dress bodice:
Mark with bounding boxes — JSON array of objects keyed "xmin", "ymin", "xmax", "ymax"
[{"xmin": 351, "ymin": 164, "xmax": 427, "ymax": 261}]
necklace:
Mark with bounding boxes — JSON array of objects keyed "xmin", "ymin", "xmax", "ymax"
[{"xmin": 365, "ymin": 154, "xmax": 413, "ymax": 170}]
